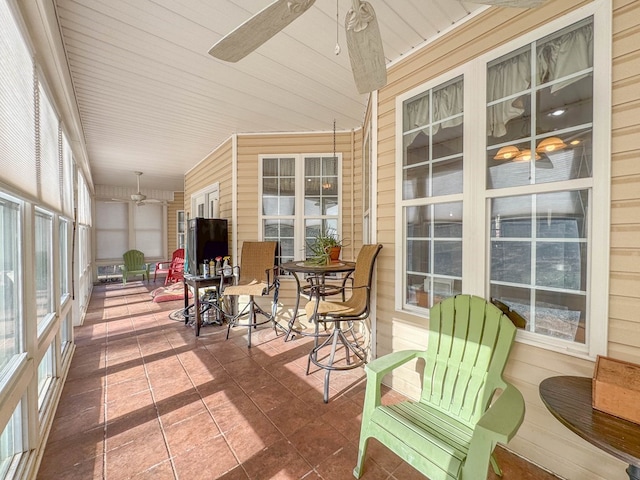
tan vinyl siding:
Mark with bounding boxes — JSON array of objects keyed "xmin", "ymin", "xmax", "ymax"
[
  {"xmin": 371, "ymin": 1, "xmax": 633, "ymax": 478},
  {"xmin": 166, "ymin": 191, "xmax": 184, "ymax": 255},
  {"xmin": 184, "ymin": 137, "xmax": 234, "ymax": 246},
  {"xmin": 610, "ymin": 0, "xmax": 640, "ymax": 368}
]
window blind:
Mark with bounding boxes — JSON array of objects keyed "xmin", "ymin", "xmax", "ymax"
[
  {"xmin": 95, "ymin": 201, "xmax": 128, "ymax": 261},
  {"xmin": 61, "ymin": 131, "xmax": 74, "ymax": 218},
  {"xmin": 0, "ymin": 0, "xmax": 37, "ymax": 196},
  {"xmin": 38, "ymin": 82, "xmax": 62, "ymax": 211},
  {"xmin": 134, "ymin": 204, "xmax": 163, "ymax": 258},
  {"xmin": 77, "ymin": 172, "xmax": 91, "ymax": 226}
]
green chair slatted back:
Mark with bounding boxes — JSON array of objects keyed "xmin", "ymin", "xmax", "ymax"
[
  {"xmin": 423, "ymin": 295, "xmax": 516, "ymax": 426},
  {"xmin": 121, "ymin": 249, "xmax": 149, "ymax": 285}
]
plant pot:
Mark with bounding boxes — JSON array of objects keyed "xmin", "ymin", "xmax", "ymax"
[{"xmin": 326, "ymin": 246, "xmax": 341, "ymax": 262}]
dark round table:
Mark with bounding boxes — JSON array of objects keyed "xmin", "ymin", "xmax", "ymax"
[
  {"xmin": 539, "ymin": 375, "xmax": 640, "ymax": 479},
  {"xmin": 280, "ymin": 260, "xmax": 356, "ymax": 340}
]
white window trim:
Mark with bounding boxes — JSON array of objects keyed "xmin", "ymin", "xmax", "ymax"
[
  {"xmin": 190, "ymin": 182, "xmax": 220, "ymax": 219},
  {"xmin": 394, "ymin": 0, "xmax": 611, "ymax": 360},
  {"xmin": 395, "ymin": 63, "xmax": 470, "ymax": 315},
  {"xmin": 258, "ymin": 153, "xmax": 343, "ymax": 261}
]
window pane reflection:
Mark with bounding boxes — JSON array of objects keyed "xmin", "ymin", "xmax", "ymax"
[
  {"xmin": 486, "ymin": 19, "xmax": 593, "ymax": 190},
  {"xmin": 35, "ymin": 210, "xmax": 53, "ymax": 328},
  {"xmin": 405, "ymin": 201, "xmax": 462, "ymax": 309},
  {"xmin": 490, "ymin": 190, "xmax": 588, "ymax": 344},
  {"xmin": 403, "ymin": 76, "xmax": 463, "ymax": 202},
  {"xmin": 0, "ymin": 197, "xmax": 21, "ymax": 372}
]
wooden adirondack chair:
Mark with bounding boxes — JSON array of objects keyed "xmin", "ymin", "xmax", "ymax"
[
  {"xmin": 120, "ymin": 249, "xmax": 150, "ymax": 285},
  {"xmin": 354, "ymin": 294, "xmax": 525, "ymax": 480}
]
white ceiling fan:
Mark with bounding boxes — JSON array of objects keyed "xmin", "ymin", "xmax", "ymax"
[
  {"xmin": 466, "ymin": 0, "xmax": 545, "ymax": 7},
  {"xmin": 208, "ymin": 0, "xmax": 386, "ymax": 95},
  {"xmin": 208, "ymin": 0, "xmax": 546, "ymax": 95},
  {"xmin": 112, "ymin": 171, "xmax": 164, "ymax": 206}
]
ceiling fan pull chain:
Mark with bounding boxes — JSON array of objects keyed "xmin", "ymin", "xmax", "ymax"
[{"xmin": 334, "ymin": 0, "xmax": 341, "ymax": 55}]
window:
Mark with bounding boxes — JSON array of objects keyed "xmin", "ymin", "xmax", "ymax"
[
  {"xmin": 59, "ymin": 218, "xmax": 69, "ymax": 300},
  {"xmin": 35, "ymin": 209, "xmax": 54, "ymax": 330},
  {"xmin": 401, "ymin": 76, "xmax": 464, "ymax": 309},
  {"xmin": 134, "ymin": 203, "xmax": 163, "ymax": 258},
  {"xmin": 60, "ymin": 310, "xmax": 71, "ymax": 353},
  {"xmin": 37, "ymin": 343, "xmax": 54, "ymax": 411},
  {"xmin": 191, "ymin": 183, "xmax": 219, "ymax": 219},
  {"xmin": 0, "ymin": 401, "xmax": 24, "ymax": 478},
  {"xmin": 487, "ymin": 19, "xmax": 593, "ymax": 345},
  {"xmin": 398, "ymin": 10, "xmax": 607, "ymax": 356},
  {"xmin": 95, "ymin": 202, "xmax": 128, "ymax": 261},
  {"xmin": 0, "ymin": 194, "xmax": 21, "ymax": 373},
  {"xmin": 177, "ymin": 210, "xmax": 185, "ymax": 248},
  {"xmin": 261, "ymin": 154, "xmax": 341, "ymax": 265}
]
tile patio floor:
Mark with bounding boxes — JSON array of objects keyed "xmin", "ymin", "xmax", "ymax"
[{"xmin": 37, "ymin": 282, "xmax": 561, "ymax": 480}]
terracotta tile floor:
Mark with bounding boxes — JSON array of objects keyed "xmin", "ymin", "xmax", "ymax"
[{"xmin": 37, "ymin": 282, "xmax": 561, "ymax": 480}]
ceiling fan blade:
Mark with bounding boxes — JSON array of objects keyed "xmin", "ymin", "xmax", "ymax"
[
  {"xmin": 345, "ymin": 1, "xmax": 387, "ymax": 94},
  {"xmin": 208, "ymin": 0, "xmax": 316, "ymax": 62},
  {"xmin": 464, "ymin": 0, "xmax": 546, "ymax": 7}
]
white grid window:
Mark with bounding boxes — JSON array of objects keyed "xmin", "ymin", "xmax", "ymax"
[{"xmin": 261, "ymin": 154, "xmax": 341, "ymax": 265}]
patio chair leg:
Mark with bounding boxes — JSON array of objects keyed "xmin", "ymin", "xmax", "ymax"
[
  {"xmin": 322, "ymin": 326, "xmax": 341, "ymax": 403},
  {"xmin": 247, "ymin": 298, "xmax": 254, "ymax": 348}
]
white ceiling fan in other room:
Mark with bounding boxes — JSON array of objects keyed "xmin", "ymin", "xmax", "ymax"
[{"xmin": 111, "ymin": 171, "xmax": 164, "ymax": 206}]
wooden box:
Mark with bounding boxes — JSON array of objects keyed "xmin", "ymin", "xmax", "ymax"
[{"xmin": 592, "ymin": 355, "xmax": 640, "ymax": 425}]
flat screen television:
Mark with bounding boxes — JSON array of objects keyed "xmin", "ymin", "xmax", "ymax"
[{"xmin": 186, "ymin": 218, "xmax": 228, "ymax": 275}]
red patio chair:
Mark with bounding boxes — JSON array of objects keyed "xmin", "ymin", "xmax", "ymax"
[{"xmin": 154, "ymin": 248, "xmax": 185, "ymax": 285}]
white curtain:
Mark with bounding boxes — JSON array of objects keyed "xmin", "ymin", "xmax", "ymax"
[
  {"xmin": 487, "ymin": 22, "xmax": 592, "ymax": 138},
  {"xmin": 537, "ymin": 22, "xmax": 593, "ymax": 93},
  {"xmin": 487, "ymin": 51, "xmax": 531, "ymax": 138},
  {"xmin": 404, "ymin": 79, "xmax": 463, "ymax": 145}
]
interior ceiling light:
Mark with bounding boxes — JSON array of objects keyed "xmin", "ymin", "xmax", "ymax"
[
  {"xmin": 514, "ymin": 149, "xmax": 541, "ymax": 162},
  {"xmin": 570, "ymin": 139, "xmax": 581, "ymax": 145},
  {"xmin": 550, "ymin": 109, "xmax": 566, "ymax": 116},
  {"xmin": 494, "ymin": 145, "xmax": 520, "ymax": 160},
  {"xmin": 536, "ymin": 136, "xmax": 567, "ymax": 153}
]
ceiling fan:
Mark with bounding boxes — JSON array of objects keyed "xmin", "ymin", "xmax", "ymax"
[
  {"xmin": 208, "ymin": 0, "xmax": 545, "ymax": 95},
  {"xmin": 208, "ymin": 0, "xmax": 386, "ymax": 94},
  {"xmin": 466, "ymin": 0, "xmax": 545, "ymax": 7},
  {"xmin": 112, "ymin": 171, "xmax": 163, "ymax": 206}
]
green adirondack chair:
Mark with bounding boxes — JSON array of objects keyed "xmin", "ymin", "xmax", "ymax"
[
  {"xmin": 120, "ymin": 250, "xmax": 150, "ymax": 285},
  {"xmin": 354, "ymin": 294, "xmax": 525, "ymax": 480}
]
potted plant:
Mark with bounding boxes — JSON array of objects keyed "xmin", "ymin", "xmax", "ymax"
[{"xmin": 307, "ymin": 227, "xmax": 344, "ymax": 265}]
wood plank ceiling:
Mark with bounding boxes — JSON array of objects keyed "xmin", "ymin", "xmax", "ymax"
[{"xmin": 53, "ymin": 0, "xmax": 488, "ymax": 191}]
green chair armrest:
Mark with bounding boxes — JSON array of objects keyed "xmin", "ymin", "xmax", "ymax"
[
  {"xmin": 362, "ymin": 350, "xmax": 422, "ymax": 412},
  {"xmin": 475, "ymin": 382, "xmax": 525, "ymax": 444},
  {"xmin": 365, "ymin": 349, "xmax": 422, "ymax": 379}
]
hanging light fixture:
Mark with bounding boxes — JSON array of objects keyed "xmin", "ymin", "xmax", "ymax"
[
  {"xmin": 514, "ymin": 149, "xmax": 541, "ymax": 162},
  {"xmin": 536, "ymin": 136, "xmax": 567, "ymax": 153},
  {"xmin": 493, "ymin": 145, "xmax": 520, "ymax": 160}
]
